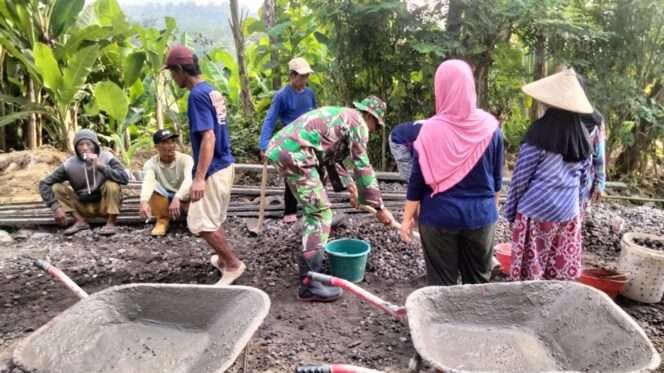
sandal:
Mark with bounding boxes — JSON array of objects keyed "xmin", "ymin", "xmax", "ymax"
[
  {"xmin": 64, "ymin": 222, "xmax": 90, "ymax": 236},
  {"xmin": 98, "ymin": 224, "xmax": 117, "ymax": 236},
  {"xmin": 210, "ymin": 255, "xmax": 224, "ymax": 272},
  {"xmin": 216, "ymin": 262, "xmax": 247, "ymax": 286}
]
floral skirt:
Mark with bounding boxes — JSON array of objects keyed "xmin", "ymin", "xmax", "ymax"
[{"xmin": 510, "ymin": 213, "xmax": 582, "ymax": 281}]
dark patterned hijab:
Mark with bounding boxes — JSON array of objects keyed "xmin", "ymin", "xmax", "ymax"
[{"xmin": 523, "ymin": 107, "xmax": 592, "ymax": 163}]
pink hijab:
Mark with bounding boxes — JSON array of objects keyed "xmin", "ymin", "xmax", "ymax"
[{"xmin": 414, "ymin": 60, "xmax": 498, "ymax": 195}]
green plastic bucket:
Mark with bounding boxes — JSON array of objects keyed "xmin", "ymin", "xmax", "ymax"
[{"xmin": 324, "ymin": 238, "xmax": 371, "ymax": 283}]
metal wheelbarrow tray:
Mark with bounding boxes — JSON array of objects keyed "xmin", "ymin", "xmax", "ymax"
[
  {"xmin": 13, "ymin": 283, "xmax": 270, "ymax": 373},
  {"xmin": 306, "ymin": 273, "xmax": 660, "ymax": 373}
]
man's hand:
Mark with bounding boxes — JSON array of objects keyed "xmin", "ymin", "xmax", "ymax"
[
  {"xmin": 191, "ymin": 178, "xmax": 206, "ymax": 202},
  {"xmin": 376, "ymin": 208, "xmax": 394, "ymax": 226},
  {"xmin": 169, "ymin": 198, "xmax": 182, "ymax": 219},
  {"xmin": 139, "ymin": 202, "xmax": 151, "ymax": 220},
  {"xmin": 53, "ymin": 207, "xmax": 67, "ymax": 226},
  {"xmin": 347, "ymin": 183, "xmax": 359, "ymax": 209},
  {"xmin": 84, "ymin": 153, "xmax": 103, "ymax": 168}
]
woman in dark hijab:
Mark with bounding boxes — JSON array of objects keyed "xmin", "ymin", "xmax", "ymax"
[{"xmin": 504, "ymin": 69, "xmax": 593, "ymax": 281}]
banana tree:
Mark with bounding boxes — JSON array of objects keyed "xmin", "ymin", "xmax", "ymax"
[
  {"xmin": 93, "ymin": 79, "xmax": 152, "ymax": 168},
  {"xmin": 32, "ymin": 41, "xmax": 101, "ymax": 151},
  {"xmin": 136, "ymin": 17, "xmax": 176, "ymax": 130}
]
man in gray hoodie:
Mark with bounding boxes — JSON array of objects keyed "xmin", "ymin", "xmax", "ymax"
[{"xmin": 39, "ymin": 129, "xmax": 129, "ymax": 236}]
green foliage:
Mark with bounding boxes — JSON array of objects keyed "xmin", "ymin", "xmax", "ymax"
[
  {"xmin": 0, "ymin": 0, "xmax": 663, "ymax": 179},
  {"xmin": 94, "ymin": 81, "xmax": 128, "ymax": 122},
  {"xmin": 50, "ymin": 0, "xmax": 85, "ymax": 38}
]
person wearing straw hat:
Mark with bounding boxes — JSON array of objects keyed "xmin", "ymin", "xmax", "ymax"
[
  {"xmin": 399, "ymin": 60, "xmax": 504, "ymax": 286},
  {"xmin": 265, "ymin": 96, "xmax": 395, "ymax": 302},
  {"xmin": 258, "ymin": 57, "xmax": 317, "ymax": 224},
  {"xmin": 504, "ymin": 68, "xmax": 593, "ymax": 281}
]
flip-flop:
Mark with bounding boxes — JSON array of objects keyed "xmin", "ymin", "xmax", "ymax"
[
  {"xmin": 216, "ymin": 262, "xmax": 247, "ymax": 286},
  {"xmin": 98, "ymin": 225, "xmax": 117, "ymax": 236},
  {"xmin": 210, "ymin": 255, "xmax": 224, "ymax": 272},
  {"xmin": 64, "ymin": 223, "xmax": 90, "ymax": 236}
]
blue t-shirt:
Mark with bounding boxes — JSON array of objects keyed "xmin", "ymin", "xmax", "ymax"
[
  {"xmin": 259, "ymin": 85, "xmax": 317, "ymax": 150},
  {"xmin": 390, "ymin": 121, "xmax": 423, "ymax": 146},
  {"xmin": 407, "ymin": 129, "xmax": 504, "ymax": 229},
  {"xmin": 188, "ymin": 81, "xmax": 234, "ymax": 178}
]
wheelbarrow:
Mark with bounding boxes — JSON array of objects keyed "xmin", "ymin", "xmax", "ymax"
[
  {"xmin": 12, "ymin": 260, "xmax": 271, "ymax": 373},
  {"xmin": 300, "ymin": 272, "xmax": 661, "ymax": 373}
]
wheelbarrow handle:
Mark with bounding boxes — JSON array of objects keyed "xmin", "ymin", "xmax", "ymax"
[
  {"xmin": 306, "ymin": 272, "xmax": 407, "ymax": 320},
  {"xmin": 34, "ymin": 259, "xmax": 88, "ymax": 299},
  {"xmin": 296, "ymin": 364, "xmax": 384, "ymax": 373}
]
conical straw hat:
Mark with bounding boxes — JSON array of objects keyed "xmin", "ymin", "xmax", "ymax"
[{"xmin": 522, "ymin": 68, "xmax": 593, "ymax": 114}]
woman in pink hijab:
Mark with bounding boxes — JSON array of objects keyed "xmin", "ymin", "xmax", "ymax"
[{"xmin": 400, "ymin": 60, "xmax": 504, "ymax": 286}]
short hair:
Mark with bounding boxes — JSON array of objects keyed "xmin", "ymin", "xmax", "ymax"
[{"xmin": 167, "ymin": 55, "xmax": 201, "ymax": 76}]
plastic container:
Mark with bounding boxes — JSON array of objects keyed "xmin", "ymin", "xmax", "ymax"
[
  {"xmin": 325, "ymin": 239, "xmax": 371, "ymax": 283},
  {"xmin": 618, "ymin": 232, "xmax": 664, "ymax": 303},
  {"xmin": 578, "ymin": 267, "xmax": 628, "ymax": 299},
  {"xmin": 494, "ymin": 242, "xmax": 512, "ymax": 275}
]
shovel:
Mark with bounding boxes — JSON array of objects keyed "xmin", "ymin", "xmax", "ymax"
[{"xmin": 248, "ymin": 160, "xmax": 268, "ymax": 236}]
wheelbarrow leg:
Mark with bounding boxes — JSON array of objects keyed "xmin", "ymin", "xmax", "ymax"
[
  {"xmin": 242, "ymin": 343, "xmax": 249, "ymax": 372},
  {"xmin": 407, "ymin": 353, "xmax": 422, "ymax": 373}
]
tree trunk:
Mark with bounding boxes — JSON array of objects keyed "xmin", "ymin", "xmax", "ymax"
[
  {"xmin": 230, "ymin": 0, "xmax": 254, "ymax": 117},
  {"xmin": 0, "ymin": 127, "xmax": 5, "ymax": 152},
  {"xmin": 530, "ymin": 34, "xmax": 546, "ymax": 122},
  {"xmin": 475, "ymin": 61, "xmax": 490, "ymax": 108},
  {"xmin": 27, "ymin": 78, "xmax": 38, "ymax": 150},
  {"xmin": 262, "ymin": 0, "xmax": 280, "ymax": 90},
  {"xmin": 614, "ymin": 82, "xmax": 663, "ymax": 175},
  {"xmin": 447, "ymin": 0, "xmax": 464, "ymax": 34},
  {"xmin": 380, "ymin": 125, "xmax": 387, "ymax": 171},
  {"xmin": 155, "ymin": 73, "xmax": 164, "ymax": 130}
]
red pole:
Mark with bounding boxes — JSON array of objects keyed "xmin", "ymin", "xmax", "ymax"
[
  {"xmin": 306, "ymin": 272, "xmax": 406, "ymax": 320},
  {"xmin": 34, "ymin": 259, "xmax": 88, "ymax": 299}
]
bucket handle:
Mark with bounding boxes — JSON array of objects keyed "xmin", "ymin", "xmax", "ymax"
[
  {"xmin": 306, "ymin": 272, "xmax": 406, "ymax": 320},
  {"xmin": 296, "ymin": 364, "xmax": 384, "ymax": 373},
  {"xmin": 34, "ymin": 259, "xmax": 88, "ymax": 299}
]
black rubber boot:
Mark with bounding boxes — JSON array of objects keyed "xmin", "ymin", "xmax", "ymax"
[{"xmin": 297, "ymin": 251, "xmax": 342, "ymax": 302}]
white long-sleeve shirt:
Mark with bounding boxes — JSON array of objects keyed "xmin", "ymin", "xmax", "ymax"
[{"xmin": 140, "ymin": 152, "xmax": 194, "ymax": 202}]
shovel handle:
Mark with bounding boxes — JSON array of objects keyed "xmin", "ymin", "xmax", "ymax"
[
  {"xmin": 359, "ymin": 205, "xmax": 420, "ymax": 241},
  {"xmin": 306, "ymin": 272, "xmax": 406, "ymax": 320},
  {"xmin": 255, "ymin": 160, "xmax": 269, "ymax": 231},
  {"xmin": 296, "ymin": 364, "xmax": 384, "ymax": 373},
  {"xmin": 34, "ymin": 259, "xmax": 88, "ymax": 299}
]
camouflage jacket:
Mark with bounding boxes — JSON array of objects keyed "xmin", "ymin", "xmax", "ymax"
[{"xmin": 266, "ymin": 106, "xmax": 383, "ymax": 209}]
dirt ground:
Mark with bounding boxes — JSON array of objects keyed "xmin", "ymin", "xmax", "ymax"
[
  {"xmin": 0, "ymin": 200, "xmax": 663, "ymax": 372},
  {"xmin": 0, "ymin": 148, "xmax": 70, "ymax": 204}
]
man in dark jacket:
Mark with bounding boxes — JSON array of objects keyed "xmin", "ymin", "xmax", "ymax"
[{"xmin": 39, "ymin": 129, "xmax": 129, "ymax": 236}]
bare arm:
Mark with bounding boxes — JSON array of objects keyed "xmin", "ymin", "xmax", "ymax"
[{"xmin": 195, "ymin": 130, "xmax": 216, "ymax": 182}]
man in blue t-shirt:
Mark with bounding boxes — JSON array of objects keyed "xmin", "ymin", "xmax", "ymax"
[
  {"xmin": 389, "ymin": 121, "xmax": 423, "ymax": 181},
  {"xmin": 258, "ymin": 57, "xmax": 317, "ymax": 223},
  {"xmin": 164, "ymin": 43, "xmax": 245, "ymax": 285}
]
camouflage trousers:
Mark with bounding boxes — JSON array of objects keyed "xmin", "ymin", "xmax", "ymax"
[{"xmin": 271, "ymin": 154, "xmax": 332, "ymax": 256}]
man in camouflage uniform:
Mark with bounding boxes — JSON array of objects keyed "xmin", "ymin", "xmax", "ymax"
[{"xmin": 266, "ymin": 96, "xmax": 394, "ymax": 302}]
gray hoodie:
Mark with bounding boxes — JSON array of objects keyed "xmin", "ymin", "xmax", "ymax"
[{"xmin": 39, "ymin": 129, "xmax": 129, "ymax": 210}]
